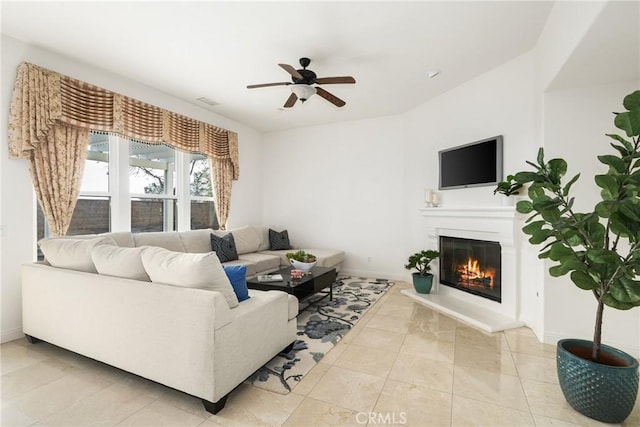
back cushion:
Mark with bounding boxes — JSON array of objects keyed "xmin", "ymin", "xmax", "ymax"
[
  {"xmin": 91, "ymin": 245, "xmax": 150, "ymax": 281},
  {"xmin": 133, "ymin": 232, "xmax": 186, "ymax": 252},
  {"xmin": 141, "ymin": 247, "xmax": 239, "ymax": 308},
  {"xmin": 39, "ymin": 236, "xmax": 116, "ymax": 273},
  {"xmin": 179, "ymin": 229, "xmax": 215, "ymax": 253},
  {"xmin": 230, "ymin": 226, "xmax": 262, "ymax": 255}
]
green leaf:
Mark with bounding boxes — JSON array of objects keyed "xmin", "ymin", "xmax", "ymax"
[
  {"xmin": 522, "ymin": 220, "xmax": 545, "ymax": 235},
  {"xmin": 586, "ymin": 249, "xmax": 619, "ymax": 264},
  {"xmin": 562, "ymin": 173, "xmax": 580, "ymax": 197},
  {"xmin": 595, "ymin": 200, "xmax": 617, "ymax": 218},
  {"xmin": 622, "ymin": 90, "xmax": 640, "ymax": 111},
  {"xmin": 549, "ymin": 263, "xmax": 572, "ymax": 277},
  {"xmin": 549, "ymin": 242, "xmax": 573, "ymax": 261},
  {"xmin": 602, "ymin": 293, "xmax": 638, "ymax": 310},
  {"xmin": 595, "ymin": 174, "xmax": 618, "ymax": 200},
  {"xmin": 606, "ymin": 133, "xmax": 634, "ymax": 152},
  {"xmin": 619, "ymin": 200, "xmax": 640, "ymax": 221},
  {"xmin": 516, "ymin": 200, "xmax": 533, "ymax": 214},
  {"xmin": 536, "ymin": 147, "xmax": 544, "ymax": 166},
  {"xmin": 598, "ymin": 155, "xmax": 627, "ymax": 173},
  {"xmin": 570, "ymin": 270, "xmax": 598, "ymax": 290},
  {"xmin": 528, "ymin": 228, "xmax": 553, "ymax": 245},
  {"xmin": 514, "ymin": 171, "xmax": 543, "ymax": 184},
  {"xmin": 548, "ymin": 159, "xmax": 568, "ymax": 183},
  {"xmin": 614, "ymin": 111, "xmax": 640, "ymax": 137},
  {"xmin": 608, "ymin": 277, "xmax": 640, "ymax": 304}
]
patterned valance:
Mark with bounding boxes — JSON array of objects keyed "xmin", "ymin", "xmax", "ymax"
[{"xmin": 8, "ymin": 62, "xmax": 239, "ymax": 179}]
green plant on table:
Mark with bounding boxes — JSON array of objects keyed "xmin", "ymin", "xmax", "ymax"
[{"xmin": 286, "ymin": 250, "xmax": 317, "ymax": 263}]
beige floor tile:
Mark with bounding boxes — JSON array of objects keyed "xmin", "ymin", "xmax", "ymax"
[
  {"xmin": 506, "ymin": 331, "xmax": 557, "ymax": 359},
  {"xmin": 308, "ymin": 366, "xmax": 385, "ymax": 412},
  {"xmin": 532, "ymin": 414, "xmax": 584, "ymax": 426},
  {"xmin": 373, "ymin": 379, "xmax": 452, "ymax": 426},
  {"xmin": 291, "ymin": 362, "xmax": 330, "ymax": 396},
  {"xmin": 38, "ymin": 381, "xmax": 156, "ymax": 426},
  {"xmin": 520, "ymin": 378, "xmax": 609, "ymax": 426},
  {"xmin": 208, "ymin": 384, "xmax": 303, "ymax": 426},
  {"xmin": 382, "ymin": 294, "xmax": 418, "ymax": 308},
  {"xmin": 1, "ymin": 342, "xmax": 49, "ymax": 375},
  {"xmin": 351, "ymin": 326, "xmax": 405, "ymax": 351},
  {"xmin": 156, "ymin": 388, "xmax": 215, "ymax": 419},
  {"xmin": 365, "ymin": 313, "xmax": 411, "ymax": 334},
  {"xmin": 1, "ymin": 358, "xmax": 75, "ymax": 400},
  {"xmin": 117, "ymin": 400, "xmax": 205, "ymax": 426},
  {"xmin": 320, "ymin": 342, "xmax": 348, "ymax": 365},
  {"xmin": 388, "ymin": 352, "xmax": 454, "ymax": 393},
  {"xmin": 400, "ymin": 333, "xmax": 455, "ymax": 363},
  {"xmin": 512, "ymin": 352, "xmax": 559, "ymax": 384},
  {"xmin": 333, "ymin": 344, "xmax": 398, "ymax": 377},
  {"xmin": 455, "ymin": 327, "xmax": 509, "ymax": 351},
  {"xmin": 1, "ymin": 399, "xmax": 38, "ymax": 427},
  {"xmin": 10, "ymin": 367, "xmax": 114, "ymax": 421},
  {"xmin": 452, "ymin": 365, "xmax": 530, "ymax": 412},
  {"xmin": 451, "ymin": 395, "xmax": 535, "ymax": 426},
  {"xmin": 454, "ymin": 342, "xmax": 519, "ymax": 377},
  {"xmin": 283, "ymin": 397, "xmax": 359, "ymax": 427},
  {"xmin": 409, "ymin": 314, "xmax": 460, "ymax": 337}
]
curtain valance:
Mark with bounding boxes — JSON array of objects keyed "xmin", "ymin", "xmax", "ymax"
[{"xmin": 8, "ymin": 62, "xmax": 239, "ymax": 179}]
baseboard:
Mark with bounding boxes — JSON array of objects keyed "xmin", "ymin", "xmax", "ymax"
[
  {"xmin": 2, "ymin": 328, "xmax": 24, "ymax": 344},
  {"xmin": 544, "ymin": 331, "xmax": 640, "ymax": 359}
]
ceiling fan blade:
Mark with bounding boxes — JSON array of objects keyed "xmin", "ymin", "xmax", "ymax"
[
  {"xmin": 246, "ymin": 82, "xmax": 291, "ymax": 89},
  {"xmin": 315, "ymin": 76, "xmax": 356, "ymax": 85},
  {"xmin": 315, "ymin": 87, "xmax": 346, "ymax": 107},
  {"xmin": 284, "ymin": 92, "xmax": 297, "ymax": 108},
  {"xmin": 278, "ymin": 63, "xmax": 303, "ymax": 80}
]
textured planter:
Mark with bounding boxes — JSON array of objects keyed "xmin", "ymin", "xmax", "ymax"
[
  {"xmin": 557, "ymin": 338, "xmax": 639, "ymax": 423},
  {"xmin": 412, "ymin": 273, "xmax": 434, "ymax": 294}
]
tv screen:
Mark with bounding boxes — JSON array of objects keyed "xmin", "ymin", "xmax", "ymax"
[{"xmin": 439, "ymin": 135, "xmax": 503, "ymax": 190}]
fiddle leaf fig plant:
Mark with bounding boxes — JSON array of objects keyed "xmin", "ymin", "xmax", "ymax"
[
  {"xmin": 494, "ymin": 174, "xmax": 523, "ymax": 196},
  {"xmin": 512, "ymin": 90, "xmax": 640, "ymax": 363}
]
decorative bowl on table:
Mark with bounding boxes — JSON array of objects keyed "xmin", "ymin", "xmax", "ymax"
[
  {"xmin": 289, "ymin": 259, "xmax": 316, "ymax": 272},
  {"xmin": 286, "ymin": 250, "xmax": 317, "ymax": 273}
]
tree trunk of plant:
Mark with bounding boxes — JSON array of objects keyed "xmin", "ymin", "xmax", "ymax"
[{"xmin": 592, "ymin": 298, "xmax": 605, "ymax": 362}]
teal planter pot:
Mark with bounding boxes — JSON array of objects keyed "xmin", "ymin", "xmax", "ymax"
[
  {"xmin": 557, "ymin": 339, "xmax": 639, "ymax": 423},
  {"xmin": 412, "ymin": 273, "xmax": 434, "ymax": 294}
]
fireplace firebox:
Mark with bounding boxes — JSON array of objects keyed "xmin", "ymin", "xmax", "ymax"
[{"xmin": 439, "ymin": 236, "xmax": 502, "ymax": 302}]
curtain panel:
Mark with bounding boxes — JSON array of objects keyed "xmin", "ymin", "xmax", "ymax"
[{"xmin": 8, "ymin": 62, "xmax": 239, "ymax": 233}]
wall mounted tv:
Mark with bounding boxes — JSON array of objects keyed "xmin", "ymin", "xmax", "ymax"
[{"xmin": 438, "ymin": 135, "xmax": 503, "ymax": 190}]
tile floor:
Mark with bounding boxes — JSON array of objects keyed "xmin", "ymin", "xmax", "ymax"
[{"xmin": 2, "ymin": 281, "xmax": 639, "ymax": 426}]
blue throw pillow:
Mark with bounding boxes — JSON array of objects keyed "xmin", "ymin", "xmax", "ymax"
[{"xmin": 223, "ymin": 265, "xmax": 250, "ymax": 302}]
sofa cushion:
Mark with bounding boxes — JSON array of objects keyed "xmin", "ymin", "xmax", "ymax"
[
  {"xmin": 141, "ymin": 247, "xmax": 239, "ymax": 308},
  {"xmin": 223, "ymin": 265, "xmax": 250, "ymax": 302},
  {"xmin": 179, "ymin": 229, "xmax": 214, "ymax": 253},
  {"xmin": 210, "ymin": 233, "xmax": 238, "ymax": 263},
  {"xmin": 91, "ymin": 245, "xmax": 150, "ymax": 281},
  {"xmin": 133, "ymin": 232, "xmax": 186, "ymax": 252},
  {"xmin": 259, "ymin": 248, "xmax": 346, "ymax": 268},
  {"xmin": 237, "ymin": 253, "xmax": 281, "ymax": 273},
  {"xmin": 269, "ymin": 229, "xmax": 291, "ymax": 250},
  {"xmin": 39, "ymin": 236, "xmax": 116, "ymax": 273},
  {"xmin": 221, "ymin": 259, "xmax": 257, "ymax": 277},
  {"xmin": 230, "ymin": 226, "xmax": 263, "ymax": 255},
  {"xmin": 100, "ymin": 232, "xmax": 135, "ymax": 248}
]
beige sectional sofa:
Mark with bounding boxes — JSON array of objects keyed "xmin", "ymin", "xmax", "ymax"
[{"xmin": 22, "ymin": 226, "xmax": 345, "ymax": 414}]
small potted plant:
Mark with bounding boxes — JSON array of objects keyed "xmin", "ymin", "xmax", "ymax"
[
  {"xmin": 286, "ymin": 250, "xmax": 317, "ymax": 272},
  {"xmin": 493, "ymin": 174, "xmax": 523, "ymax": 205},
  {"xmin": 404, "ymin": 249, "xmax": 440, "ymax": 294}
]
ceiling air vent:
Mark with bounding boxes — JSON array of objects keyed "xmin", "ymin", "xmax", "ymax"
[{"xmin": 197, "ymin": 97, "xmax": 219, "ymax": 107}]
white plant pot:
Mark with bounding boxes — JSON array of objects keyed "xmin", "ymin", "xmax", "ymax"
[{"xmin": 289, "ymin": 259, "xmax": 316, "ymax": 272}]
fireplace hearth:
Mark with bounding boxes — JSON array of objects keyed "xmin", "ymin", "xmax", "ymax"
[{"xmin": 439, "ymin": 236, "xmax": 502, "ymax": 302}]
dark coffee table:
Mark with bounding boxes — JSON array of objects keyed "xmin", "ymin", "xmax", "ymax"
[{"xmin": 247, "ymin": 266, "xmax": 337, "ymax": 311}]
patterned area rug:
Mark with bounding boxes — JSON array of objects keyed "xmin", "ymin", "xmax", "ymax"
[{"xmin": 246, "ymin": 276, "xmax": 393, "ymax": 394}]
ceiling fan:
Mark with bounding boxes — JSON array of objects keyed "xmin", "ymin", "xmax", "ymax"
[{"xmin": 246, "ymin": 57, "xmax": 356, "ymax": 108}]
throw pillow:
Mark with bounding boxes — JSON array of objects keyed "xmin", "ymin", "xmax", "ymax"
[
  {"xmin": 269, "ymin": 229, "xmax": 291, "ymax": 250},
  {"xmin": 141, "ymin": 247, "xmax": 239, "ymax": 308},
  {"xmin": 210, "ymin": 233, "xmax": 239, "ymax": 263},
  {"xmin": 223, "ymin": 265, "xmax": 250, "ymax": 302},
  {"xmin": 91, "ymin": 245, "xmax": 150, "ymax": 281},
  {"xmin": 38, "ymin": 236, "xmax": 116, "ymax": 273}
]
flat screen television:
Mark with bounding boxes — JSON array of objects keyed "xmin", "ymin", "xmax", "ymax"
[{"xmin": 438, "ymin": 135, "xmax": 503, "ymax": 190}]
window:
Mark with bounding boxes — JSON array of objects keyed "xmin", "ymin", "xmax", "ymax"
[{"xmin": 36, "ymin": 134, "xmax": 218, "ymax": 251}]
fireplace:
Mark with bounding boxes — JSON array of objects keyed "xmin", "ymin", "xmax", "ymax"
[{"xmin": 439, "ymin": 235, "xmax": 502, "ymax": 303}]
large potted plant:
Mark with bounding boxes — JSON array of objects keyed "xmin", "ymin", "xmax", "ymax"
[
  {"xmin": 511, "ymin": 90, "xmax": 640, "ymax": 423},
  {"xmin": 405, "ymin": 250, "xmax": 440, "ymax": 294}
]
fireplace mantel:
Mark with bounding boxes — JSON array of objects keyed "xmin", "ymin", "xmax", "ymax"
[{"xmin": 403, "ymin": 205, "xmax": 524, "ymax": 332}]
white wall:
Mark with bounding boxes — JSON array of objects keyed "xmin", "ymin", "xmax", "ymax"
[
  {"xmin": 0, "ymin": 35, "xmax": 264, "ymax": 342},
  {"xmin": 542, "ymin": 82, "xmax": 640, "ymax": 356},
  {"xmin": 262, "ymin": 115, "xmax": 405, "ymax": 279}
]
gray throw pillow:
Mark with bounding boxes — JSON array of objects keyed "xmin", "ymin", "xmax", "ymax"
[
  {"xmin": 210, "ymin": 233, "xmax": 238, "ymax": 263},
  {"xmin": 269, "ymin": 229, "xmax": 291, "ymax": 250}
]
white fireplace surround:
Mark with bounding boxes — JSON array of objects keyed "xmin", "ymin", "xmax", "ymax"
[{"xmin": 402, "ymin": 206, "xmax": 524, "ymax": 332}]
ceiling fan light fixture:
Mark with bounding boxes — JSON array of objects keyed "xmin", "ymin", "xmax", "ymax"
[{"xmin": 291, "ymin": 84, "xmax": 316, "ymax": 102}]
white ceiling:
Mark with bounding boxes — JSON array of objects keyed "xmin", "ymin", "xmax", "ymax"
[{"xmin": 1, "ymin": 1, "xmax": 555, "ymax": 132}]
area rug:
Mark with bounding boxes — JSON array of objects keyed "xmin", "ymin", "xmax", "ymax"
[{"xmin": 246, "ymin": 276, "xmax": 393, "ymax": 394}]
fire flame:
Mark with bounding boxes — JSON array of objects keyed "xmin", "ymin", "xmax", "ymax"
[{"xmin": 457, "ymin": 257, "xmax": 495, "ymax": 289}]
